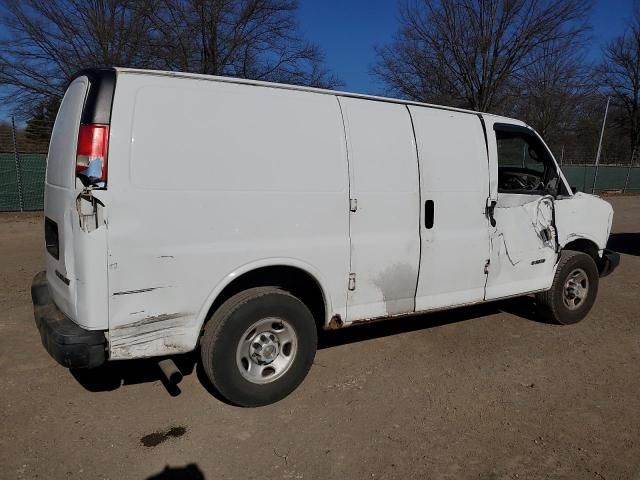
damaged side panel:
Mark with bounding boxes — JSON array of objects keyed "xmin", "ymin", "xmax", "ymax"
[
  {"xmin": 72, "ymin": 191, "xmax": 110, "ymax": 330},
  {"xmin": 106, "ymin": 239, "xmax": 198, "ymax": 359},
  {"xmin": 104, "ymin": 74, "xmax": 350, "ymax": 359},
  {"xmin": 45, "ymin": 187, "xmax": 110, "ymax": 331},
  {"xmin": 107, "ymin": 273, "xmax": 196, "ymax": 359},
  {"xmin": 485, "ymin": 194, "xmax": 558, "ymax": 300},
  {"xmin": 73, "ymin": 188, "xmax": 197, "ymax": 358},
  {"xmin": 109, "ymin": 311, "xmax": 193, "ymax": 359}
]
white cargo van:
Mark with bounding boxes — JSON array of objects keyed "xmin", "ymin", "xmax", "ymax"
[{"xmin": 32, "ymin": 68, "xmax": 619, "ymax": 406}]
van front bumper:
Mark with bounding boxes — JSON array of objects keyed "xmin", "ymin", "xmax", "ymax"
[
  {"xmin": 31, "ymin": 271, "xmax": 106, "ymax": 369},
  {"xmin": 600, "ymin": 249, "xmax": 621, "ymax": 277}
]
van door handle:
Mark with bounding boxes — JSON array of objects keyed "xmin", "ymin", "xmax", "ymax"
[
  {"xmin": 425, "ymin": 200, "xmax": 435, "ymax": 229},
  {"xmin": 486, "ymin": 200, "xmax": 497, "ymax": 227}
]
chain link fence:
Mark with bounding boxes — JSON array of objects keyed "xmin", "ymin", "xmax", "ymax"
[
  {"xmin": 562, "ymin": 164, "xmax": 640, "ymax": 193},
  {"xmin": 0, "ymin": 117, "xmax": 51, "ymax": 211},
  {"xmin": 540, "ymin": 135, "xmax": 640, "ymax": 193},
  {"xmin": 0, "ymin": 116, "xmax": 639, "ymax": 212}
]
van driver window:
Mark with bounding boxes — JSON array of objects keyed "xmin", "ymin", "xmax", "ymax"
[{"xmin": 496, "ymin": 128, "xmax": 562, "ymax": 195}]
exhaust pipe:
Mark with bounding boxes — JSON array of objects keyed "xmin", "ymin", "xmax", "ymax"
[{"xmin": 158, "ymin": 359, "xmax": 183, "ymax": 385}]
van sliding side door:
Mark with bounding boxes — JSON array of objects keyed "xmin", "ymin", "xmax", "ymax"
[
  {"xmin": 339, "ymin": 97, "xmax": 421, "ymax": 321},
  {"xmin": 408, "ymin": 107, "xmax": 491, "ymax": 311}
]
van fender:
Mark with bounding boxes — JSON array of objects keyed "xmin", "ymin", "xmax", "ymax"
[
  {"xmin": 192, "ymin": 257, "xmax": 334, "ymax": 343},
  {"xmin": 559, "ymin": 232, "xmax": 606, "ymax": 252}
]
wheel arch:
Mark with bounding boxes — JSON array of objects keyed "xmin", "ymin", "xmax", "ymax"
[
  {"xmin": 194, "ymin": 258, "xmax": 333, "ymax": 341},
  {"xmin": 561, "ymin": 236, "xmax": 604, "ymax": 273}
]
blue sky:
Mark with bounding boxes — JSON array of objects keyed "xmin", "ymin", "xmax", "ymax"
[
  {"xmin": 0, "ymin": 0, "xmax": 636, "ymax": 118},
  {"xmin": 298, "ymin": 0, "xmax": 637, "ymax": 94}
]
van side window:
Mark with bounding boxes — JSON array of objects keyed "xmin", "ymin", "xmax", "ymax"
[{"xmin": 496, "ymin": 128, "xmax": 561, "ymax": 195}]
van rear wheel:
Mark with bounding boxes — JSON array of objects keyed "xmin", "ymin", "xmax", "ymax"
[
  {"xmin": 536, "ymin": 251, "xmax": 599, "ymax": 325},
  {"xmin": 200, "ymin": 287, "xmax": 317, "ymax": 407}
]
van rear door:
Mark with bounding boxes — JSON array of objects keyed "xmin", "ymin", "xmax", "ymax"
[{"xmin": 44, "ymin": 70, "xmax": 114, "ymax": 330}]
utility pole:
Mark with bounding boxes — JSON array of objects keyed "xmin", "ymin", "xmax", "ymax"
[
  {"xmin": 11, "ymin": 116, "xmax": 24, "ymax": 211},
  {"xmin": 623, "ymin": 148, "xmax": 635, "ymax": 193},
  {"xmin": 592, "ymin": 96, "xmax": 610, "ymax": 193}
]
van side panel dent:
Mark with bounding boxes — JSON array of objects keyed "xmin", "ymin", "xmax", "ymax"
[
  {"xmin": 72, "ymin": 206, "xmax": 109, "ymax": 330},
  {"xmin": 492, "ymin": 196, "xmax": 555, "ymax": 266},
  {"xmin": 485, "ymin": 194, "xmax": 557, "ymax": 299}
]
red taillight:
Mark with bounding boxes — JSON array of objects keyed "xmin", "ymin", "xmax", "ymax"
[{"xmin": 76, "ymin": 124, "xmax": 108, "ymax": 186}]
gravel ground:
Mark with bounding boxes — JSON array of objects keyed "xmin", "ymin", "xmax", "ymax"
[{"xmin": 0, "ymin": 195, "xmax": 638, "ymax": 480}]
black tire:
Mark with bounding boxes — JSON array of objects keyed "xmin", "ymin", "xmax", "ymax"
[
  {"xmin": 200, "ymin": 287, "xmax": 317, "ymax": 407},
  {"xmin": 536, "ymin": 251, "xmax": 599, "ymax": 325}
]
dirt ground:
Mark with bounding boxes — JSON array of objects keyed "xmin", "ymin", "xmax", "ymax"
[{"xmin": 0, "ymin": 196, "xmax": 639, "ymax": 480}]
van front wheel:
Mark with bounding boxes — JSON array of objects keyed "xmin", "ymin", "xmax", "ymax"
[
  {"xmin": 200, "ymin": 287, "xmax": 317, "ymax": 407},
  {"xmin": 536, "ymin": 251, "xmax": 599, "ymax": 325}
]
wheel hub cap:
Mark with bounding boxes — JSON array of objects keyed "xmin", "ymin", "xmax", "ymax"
[
  {"xmin": 236, "ymin": 317, "xmax": 298, "ymax": 384},
  {"xmin": 249, "ymin": 332, "xmax": 280, "ymax": 365},
  {"xmin": 563, "ymin": 268, "xmax": 589, "ymax": 310}
]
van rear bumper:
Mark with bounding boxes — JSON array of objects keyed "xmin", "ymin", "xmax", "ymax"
[{"xmin": 31, "ymin": 271, "xmax": 106, "ymax": 369}]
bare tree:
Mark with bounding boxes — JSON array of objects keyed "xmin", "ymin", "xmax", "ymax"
[
  {"xmin": 148, "ymin": 0, "xmax": 341, "ymax": 88},
  {"xmin": 372, "ymin": 0, "xmax": 591, "ymax": 112},
  {"xmin": 0, "ymin": 0, "xmax": 158, "ymax": 115},
  {"xmin": 0, "ymin": 0, "xmax": 340, "ymax": 122},
  {"xmin": 598, "ymin": 6, "xmax": 640, "ymax": 158},
  {"xmin": 510, "ymin": 39, "xmax": 593, "ymax": 138}
]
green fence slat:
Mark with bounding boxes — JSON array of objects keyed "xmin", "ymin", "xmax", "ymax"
[
  {"xmin": 560, "ymin": 165, "xmax": 587, "ymax": 192},
  {"xmin": 0, "ymin": 152, "xmax": 47, "ymax": 211},
  {"xmin": 0, "ymin": 153, "xmax": 21, "ymax": 212},
  {"xmin": 628, "ymin": 166, "xmax": 640, "ymax": 192},
  {"xmin": 19, "ymin": 153, "xmax": 47, "ymax": 211},
  {"xmin": 594, "ymin": 165, "xmax": 631, "ymax": 191}
]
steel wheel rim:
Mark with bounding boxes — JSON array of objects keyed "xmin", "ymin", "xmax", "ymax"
[
  {"xmin": 562, "ymin": 268, "xmax": 589, "ymax": 310},
  {"xmin": 235, "ymin": 317, "xmax": 298, "ymax": 384}
]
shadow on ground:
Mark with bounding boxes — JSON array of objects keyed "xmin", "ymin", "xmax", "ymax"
[
  {"xmin": 72, "ymin": 297, "xmax": 551, "ymax": 400},
  {"xmin": 608, "ymin": 233, "xmax": 640, "ymax": 256},
  {"xmin": 71, "ymin": 355, "xmax": 197, "ymax": 396},
  {"xmin": 147, "ymin": 464, "xmax": 205, "ymax": 480}
]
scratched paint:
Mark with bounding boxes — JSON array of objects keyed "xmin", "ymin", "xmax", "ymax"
[
  {"xmin": 109, "ymin": 312, "xmax": 191, "ymax": 359},
  {"xmin": 113, "ymin": 287, "xmax": 167, "ymax": 296},
  {"xmin": 113, "ymin": 312, "xmax": 185, "ymax": 330}
]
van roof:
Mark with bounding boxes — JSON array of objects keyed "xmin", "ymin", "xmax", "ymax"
[{"xmin": 114, "ymin": 67, "xmax": 524, "ymax": 125}]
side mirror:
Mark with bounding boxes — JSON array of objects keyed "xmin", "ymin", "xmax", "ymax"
[{"xmin": 571, "ymin": 185, "xmax": 579, "ymax": 194}]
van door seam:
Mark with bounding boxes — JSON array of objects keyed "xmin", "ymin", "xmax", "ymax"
[
  {"xmin": 335, "ymin": 96, "xmax": 354, "ymax": 296},
  {"xmin": 478, "ymin": 114, "xmax": 492, "ymax": 301},
  {"xmin": 406, "ymin": 105, "xmax": 422, "ymax": 313},
  {"xmin": 477, "ymin": 114, "xmax": 489, "ymax": 155}
]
